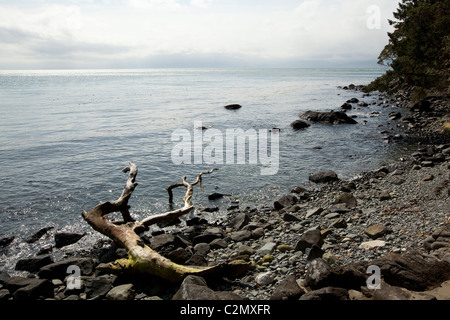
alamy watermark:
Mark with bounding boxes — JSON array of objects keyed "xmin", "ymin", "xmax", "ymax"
[
  {"xmin": 366, "ymin": 265, "xmax": 381, "ymax": 290},
  {"xmin": 171, "ymin": 121, "xmax": 280, "ymax": 176},
  {"xmin": 366, "ymin": 5, "xmax": 381, "ymax": 30},
  {"xmin": 66, "ymin": 265, "xmax": 82, "ymax": 290}
]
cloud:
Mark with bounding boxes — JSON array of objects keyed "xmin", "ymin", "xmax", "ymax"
[{"xmin": 0, "ymin": 0, "xmax": 399, "ymax": 69}]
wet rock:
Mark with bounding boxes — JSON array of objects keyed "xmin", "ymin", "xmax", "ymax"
[
  {"xmin": 54, "ymin": 232, "xmax": 85, "ymax": 248},
  {"xmin": 300, "ymin": 110, "xmax": 357, "ymax": 125},
  {"xmin": 224, "ymin": 104, "xmax": 242, "ymax": 110},
  {"xmin": 208, "ymin": 192, "xmax": 225, "ymax": 200},
  {"xmin": 0, "ymin": 236, "xmax": 15, "ymax": 247},
  {"xmin": 340, "ymin": 103, "xmax": 352, "ymax": 111},
  {"xmin": 309, "ymin": 171, "xmax": 340, "ymax": 184},
  {"xmin": 15, "ymin": 255, "xmax": 54, "ymax": 273},
  {"xmin": 291, "ymin": 120, "xmax": 311, "ymax": 130},
  {"xmin": 26, "ymin": 227, "xmax": 54, "ymax": 244}
]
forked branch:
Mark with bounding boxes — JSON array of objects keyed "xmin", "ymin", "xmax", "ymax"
[{"xmin": 81, "ymin": 163, "xmax": 224, "ymax": 282}]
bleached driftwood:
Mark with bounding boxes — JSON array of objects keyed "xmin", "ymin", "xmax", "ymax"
[{"xmin": 81, "ymin": 163, "xmax": 224, "ymax": 282}]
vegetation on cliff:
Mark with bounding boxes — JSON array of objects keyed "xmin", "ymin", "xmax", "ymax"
[{"xmin": 366, "ymin": 0, "xmax": 449, "ymax": 99}]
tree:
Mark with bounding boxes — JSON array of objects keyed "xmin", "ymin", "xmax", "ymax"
[
  {"xmin": 82, "ymin": 163, "xmax": 248, "ymax": 282},
  {"xmin": 367, "ymin": 0, "xmax": 450, "ymax": 94}
]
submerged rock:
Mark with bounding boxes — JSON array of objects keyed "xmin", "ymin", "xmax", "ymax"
[
  {"xmin": 224, "ymin": 104, "xmax": 242, "ymax": 110},
  {"xmin": 300, "ymin": 110, "xmax": 357, "ymax": 125}
]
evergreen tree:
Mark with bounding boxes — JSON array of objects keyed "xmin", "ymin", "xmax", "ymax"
[{"xmin": 367, "ymin": 0, "xmax": 450, "ymax": 94}]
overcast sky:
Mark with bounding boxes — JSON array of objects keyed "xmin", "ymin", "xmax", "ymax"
[{"xmin": 0, "ymin": 0, "xmax": 400, "ymax": 69}]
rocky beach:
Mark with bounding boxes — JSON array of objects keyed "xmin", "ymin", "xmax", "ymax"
[{"xmin": 0, "ymin": 86, "xmax": 449, "ymax": 302}]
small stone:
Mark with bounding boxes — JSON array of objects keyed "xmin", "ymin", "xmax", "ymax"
[
  {"xmin": 322, "ymin": 252, "xmax": 336, "ymax": 265},
  {"xmin": 379, "ymin": 190, "xmax": 392, "ymax": 201},
  {"xmin": 359, "ymin": 240, "xmax": 386, "ymax": 250},
  {"xmin": 365, "ymin": 224, "xmax": 389, "ymax": 239},
  {"xmin": 257, "ymin": 242, "xmax": 277, "ymax": 255},
  {"xmin": 277, "ymin": 244, "xmax": 293, "ymax": 252},
  {"xmin": 329, "ymin": 218, "xmax": 347, "ymax": 229},
  {"xmin": 255, "ymin": 272, "xmax": 275, "ymax": 286},
  {"xmin": 305, "ymin": 207, "xmax": 324, "ymax": 218},
  {"xmin": 230, "ymin": 230, "xmax": 252, "ymax": 242},
  {"xmin": 422, "ymin": 175, "xmax": 434, "ymax": 182},
  {"xmin": 106, "ymin": 284, "xmax": 135, "ymax": 300}
]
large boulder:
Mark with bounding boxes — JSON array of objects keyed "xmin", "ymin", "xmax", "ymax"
[
  {"xmin": 370, "ymin": 252, "xmax": 450, "ymax": 291},
  {"xmin": 37, "ymin": 257, "xmax": 95, "ymax": 280},
  {"xmin": 300, "ymin": 110, "xmax": 357, "ymax": 125},
  {"xmin": 3, "ymin": 277, "xmax": 54, "ymax": 300}
]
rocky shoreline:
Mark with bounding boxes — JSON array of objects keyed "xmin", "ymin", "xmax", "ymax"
[{"xmin": 0, "ymin": 87, "xmax": 449, "ymax": 301}]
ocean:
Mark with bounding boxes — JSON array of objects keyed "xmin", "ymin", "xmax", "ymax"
[{"xmin": 0, "ymin": 68, "xmax": 402, "ymax": 272}]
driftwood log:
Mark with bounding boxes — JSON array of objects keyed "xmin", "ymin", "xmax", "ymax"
[{"xmin": 81, "ymin": 162, "xmax": 231, "ymax": 283}]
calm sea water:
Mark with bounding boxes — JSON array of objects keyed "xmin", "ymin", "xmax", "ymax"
[{"xmin": 0, "ymin": 68, "xmax": 402, "ymax": 271}]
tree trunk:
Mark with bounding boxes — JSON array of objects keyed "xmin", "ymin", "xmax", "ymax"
[{"xmin": 81, "ymin": 163, "xmax": 224, "ymax": 283}]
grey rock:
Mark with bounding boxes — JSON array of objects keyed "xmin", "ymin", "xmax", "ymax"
[
  {"xmin": 300, "ymin": 110, "xmax": 357, "ymax": 125},
  {"xmin": 15, "ymin": 255, "xmax": 54, "ymax": 273},
  {"xmin": 4, "ymin": 277, "xmax": 54, "ymax": 300},
  {"xmin": 209, "ymin": 238, "xmax": 228, "ymax": 249},
  {"xmin": 173, "ymin": 275, "xmax": 242, "ymax": 300},
  {"xmin": 379, "ymin": 190, "xmax": 392, "ymax": 201},
  {"xmin": 224, "ymin": 104, "xmax": 242, "ymax": 110},
  {"xmin": 54, "ymin": 232, "xmax": 85, "ymax": 248},
  {"xmin": 37, "ymin": 257, "xmax": 95, "ymax": 280},
  {"xmin": 85, "ymin": 274, "xmax": 117, "ymax": 300},
  {"xmin": 26, "ymin": 227, "xmax": 54, "ymax": 244},
  {"xmin": 365, "ymin": 224, "xmax": 390, "ymax": 239},
  {"xmin": 295, "ymin": 229, "xmax": 324, "ymax": 252},
  {"xmin": 255, "ymin": 271, "xmax": 275, "ymax": 286},
  {"xmin": 291, "ymin": 120, "xmax": 311, "ymax": 130},
  {"xmin": 230, "ymin": 230, "xmax": 252, "ymax": 242},
  {"xmin": 257, "ymin": 242, "xmax": 277, "ymax": 255},
  {"xmin": 274, "ymin": 194, "xmax": 298, "ymax": 210},
  {"xmin": 269, "ymin": 274, "xmax": 304, "ymax": 300},
  {"xmin": 309, "ymin": 171, "xmax": 340, "ymax": 184},
  {"xmin": 106, "ymin": 284, "xmax": 135, "ymax": 300},
  {"xmin": 165, "ymin": 247, "xmax": 192, "ymax": 264},
  {"xmin": 371, "ymin": 252, "xmax": 450, "ymax": 291},
  {"xmin": 306, "ymin": 207, "xmax": 324, "ymax": 218},
  {"xmin": 229, "ymin": 212, "xmax": 251, "ymax": 230}
]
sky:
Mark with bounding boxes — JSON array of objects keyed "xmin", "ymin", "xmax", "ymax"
[{"xmin": 0, "ymin": 0, "xmax": 400, "ymax": 69}]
